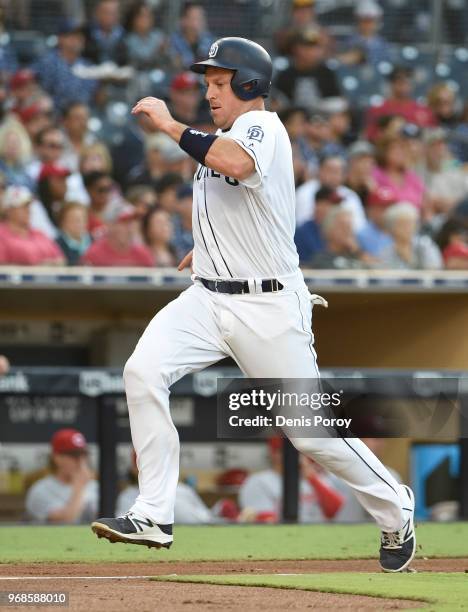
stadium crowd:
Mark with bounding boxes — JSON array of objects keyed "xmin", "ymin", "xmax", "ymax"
[{"xmin": 0, "ymin": 0, "xmax": 468, "ymax": 270}]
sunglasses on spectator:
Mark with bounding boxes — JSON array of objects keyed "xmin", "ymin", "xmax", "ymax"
[
  {"xmin": 96, "ymin": 184, "xmax": 113, "ymax": 193},
  {"xmin": 44, "ymin": 141, "xmax": 64, "ymax": 149}
]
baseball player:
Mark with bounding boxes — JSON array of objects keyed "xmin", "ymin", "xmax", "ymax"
[{"xmin": 91, "ymin": 37, "xmax": 415, "ymax": 572}]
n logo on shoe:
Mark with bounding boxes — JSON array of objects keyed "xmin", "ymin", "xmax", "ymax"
[
  {"xmin": 131, "ymin": 517, "xmax": 154, "ymax": 532},
  {"xmin": 403, "ymin": 519, "xmax": 412, "ymax": 542}
]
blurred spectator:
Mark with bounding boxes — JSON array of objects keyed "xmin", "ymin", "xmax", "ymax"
[
  {"xmin": 278, "ymin": 106, "xmax": 311, "ymax": 185},
  {"xmin": 427, "ymin": 82, "xmax": 459, "ymax": 130},
  {"xmin": 295, "ymin": 154, "xmax": 366, "ymax": 231},
  {"xmin": 299, "ymin": 111, "xmax": 330, "ymax": 176},
  {"xmin": 420, "ymin": 128, "xmax": 468, "ymax": 229},
  {"xmin": 0, "ymin": 185, "xmax": 64, "ymax": 265},
  {"xmin": 156, "ymin": 172, "xmax": 185, "ymax": 214},
  {"xmin": 345, "ymin": 140, "xmax": 376, "ymax": 206},
  {"xmin": 15, "ymin": 103, "xmax": 54, "ymax": 141},
  {"xmin": 0, "ymin": 117, "xmax": 33, "ymax": 189},
  {"xmin": 67, "ymin": 142, "xmax": 114, "ymax": 205},
  {"xmin": 451, "ymin": 103, "xmax": 468, "ymax": 163},
  {"xmin": 0, "ymin": 171, "xmax": 6, "ymax": 217},
  {"xmin": 25, "ymin": 429, "xmax": 98, "ymax": 524},
  {"xmin": 9, "ymin": 69, "xmax": 40, "ymax": 113},
  {"xmin": 373, "ymin": 134, "xmax": 425, "ymax": 210},
  {"xmin": 294, "ymin": 186, "xmax": 343, "ymax": 263},
  {"xmin": 274, "ymin": 28, "xmax": 340, "ymax": 110},
  {"xmin": 169, "ymin": 2, "xmax": 214, "ymax": 70},
  {"xmin": 239, "ymin": 437, "xmax": 346, "ymax": 523},
  {"xmin": 109, "ymin": 111, "xmax": 153, "ymax": 187},
  {"xmin": 339, "ymin": 0, "xmax": 389, "ymax": 67},
  {"xmin": 275, "ymin": 0, "xmax": 327, "ymax": 57},
  {"xmin": 61, "ymin": 102, "xmax": 96, "ymax": 172},
  {"xmin": 82, "ymin": 0, "xmax": 127, "ymax": 65},
  {"xmin": 127, "ymin": 133, "xmax": 190, "ymax": 187},
  {"xmin": 357, "ymin": 186, "xmax": 394, "ymax": 257},
  {"xmin": 124, "ymin": 184, "xmax": 158, "ymax": 244},
  {"xmin": 56, "ymin": 202, "xmax": 91, "ymax": 265},
  {"xmin": 318, "ymin": 97, "xmax": 352, "ymax": 157},
  {"xmin": 436, "ymin": 217, "xmax": 468, "ymax": 270},
  {"xmin": 443, "ymin": 242, "xmax": 468, "ymax": 270},
  {"xmin": 375, "ymin": 114, "xmax": 406, "ymax": 141},
  {"xmin": 0, "ymin": 33, "xmax": 18, "ymax": 78},
  {"xmin": 116, "ymin": 451, "xmax": 215, "ymax": 523},
  {"xmin": 26, "ymin": 126, "xmax": 66, "ymax": 184},
  {"xmin": 379, "ymin": 203, "xmax": 442, "ymax": 269},
  {"xmin": 123, "ymin": 1, "xmax": 168, "ymax": 70},
  {"xmin": 142, "ymin": 205, "xmax": 176, "ymax": 267},
  {"xmin": 36, "ymin": 163, "xmax": 71, "ymax": 237},
  {"xmin": 0, "ymin": 355, "xmax": 9, "ymax": 376},
  {"xmin": 83, "ymin": 171, "xmax": 120, "ymax": 238},
  {"xmin": 168, "ymin": 71, "xmax": 211, "ymax": 128},
  {"xmin": 308, "ymin": 207, "xmax": 371, "ymax": 269},
  {"xmin": 82, "ymin": 205, "xmax": 153, "ymax": 266},
  {"xmin": 401, "ymin": 122, "xmax": 425, "ymax": 171},
  {"xmin": 125, "ymin": 184, "xmax": 157, "ymax": 217},
  {"xmin": 172, "ymin": 183, "xmax": 194, "ymax": 261},
  {"xmin": 365, "ymin": 66, "xmax": 436, "ymax": 142},
  {"xmin": 33, "ymin": 20, "xmax": 98, "ymax": 111}
]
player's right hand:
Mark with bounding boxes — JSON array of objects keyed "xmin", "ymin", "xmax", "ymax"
[
  {"xmin": 178, "ymin": 250, "xmax": 193, "ymax": 272},
  {"xmin": 131, "ymin": 97, "xmax": 174, "ymax": 132}
]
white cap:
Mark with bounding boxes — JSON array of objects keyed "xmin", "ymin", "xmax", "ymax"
[
  {"xmin": 145, "ymin": 133, "xmax": 188, "ymax": 162},
  {"xmin": 355, "ymin": 0, "xmax": 383, "ymax": 19},
  {"xmin": 3, "ymin": 185, "xmax": 33, "ymax": 209},
  {"xmin": 318, "ymin": 96, "xmax": 349, "ymax": 115}
]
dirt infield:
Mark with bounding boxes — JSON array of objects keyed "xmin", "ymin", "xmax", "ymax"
[
  {"xmin": 0, "ymin": 578, "xmax": 423, "ymax": 611},
  {"xmin": 2, "ymin": 558, "xmax": 466, "ymax": 611},
  {"xmin": 1, "ymin": 556, "xmax": 467, "ymax": 576}
]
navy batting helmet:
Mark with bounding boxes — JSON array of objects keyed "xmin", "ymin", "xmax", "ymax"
[{"xmin": 190, "ymin": 37, "xmax": 273, "ymax": 101}]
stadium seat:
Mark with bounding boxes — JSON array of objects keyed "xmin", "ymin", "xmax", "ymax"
[
  {"xmin": 335, "ymin": 63, "xmax": 385, "ymax": 109},
  {"xmin": 10, "ymin": 31, "xmax": 47, "ymax": 66},
  {"xmin": 445, "ymin": 48, "xmax": 468, "ymax": 97}
]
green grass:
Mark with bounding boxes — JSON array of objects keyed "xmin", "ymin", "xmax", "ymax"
[
  {"xmin": 0, "ymin": 523, "xmax": 467, "ymax": 564},
  {"xmin": 153, "ymin": 573, "xmax": 468, "ymax": 611}
]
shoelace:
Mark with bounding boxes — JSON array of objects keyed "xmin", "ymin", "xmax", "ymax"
[{"xmin": 381, "ymin": 531, "xmax": 403, "ymax": 549}]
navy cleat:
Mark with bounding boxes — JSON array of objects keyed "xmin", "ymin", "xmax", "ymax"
[
  {"xmin": 380, "ymin": 485, "xmax": 416, "ymax": 572},
  {"xmin": 91, "ymin": 511, "xmax": 173, "ymax": 549}
]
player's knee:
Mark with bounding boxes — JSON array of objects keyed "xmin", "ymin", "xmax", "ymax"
[
  {"xmin": 124, "ymin": 352, "xmax": 168, "ymax": 398},
  {"xmin": 123, "ymin": 354, "xmax": 155, "ymax": 394},
  {"xmin": 123, "ymin": 354, "xmax": 141, "ymax": 391}
]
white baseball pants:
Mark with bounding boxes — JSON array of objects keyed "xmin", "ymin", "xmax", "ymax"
[{"xmin": 124, "ymin": 274, "xmax": 406, "ymax": 532}]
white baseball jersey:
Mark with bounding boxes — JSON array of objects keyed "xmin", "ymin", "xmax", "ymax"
[
  {"xmin": 123, "ymin": 108, "xmax": 408, "ymax": 535},
  {"xmin": 192, "ymin": 110, "xmax": 300, "ymax": 279}
]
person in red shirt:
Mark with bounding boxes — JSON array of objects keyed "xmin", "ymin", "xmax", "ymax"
[
  {"xmin": 81, "ymin": 206, "xmax": 154, "ymax": 267},
  {"xmin": 238, "ymin": 436, "xmax": 345, "ymax": 523},
  {"xmin": 83, "ymin": 171, "xmax": 123, "ymax": 239},
  {"xmin": 366, "ymin": 66, "xmax": 436, "ymax": 142},
  {"xmin": 0, "ymin": 185, "xmax": 64, "ymax": 265}
]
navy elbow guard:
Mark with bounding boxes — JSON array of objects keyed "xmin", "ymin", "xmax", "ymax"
[{"xmin": 179, "ymin": 128, "xmax": 218, "ymax": 165}]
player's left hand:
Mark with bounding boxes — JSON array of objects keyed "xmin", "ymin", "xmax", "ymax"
[
  {"xmin": 131, "ymin": 97, "xmax": 174, "ymax": 132},
  {"xmin": 177, "ymin": 250, "xmax": 193, "ymax": 272}
]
